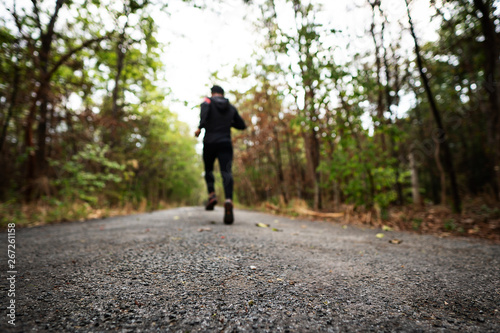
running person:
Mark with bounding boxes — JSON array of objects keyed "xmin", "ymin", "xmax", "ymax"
[{"xmin": 194, "ymin": 85, "xmax": 247, "ymax": 224}]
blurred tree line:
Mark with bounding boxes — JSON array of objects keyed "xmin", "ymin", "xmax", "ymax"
[
  {"xmin": 0, "ymin": 0, "xmax": 202, "ymax": 221},
  {"xmin": 230, "ymin": 0, "xmax": 499, "ymax": 216},
  {"xmin": 1, "ymin": 0, "xmax": 499, "ymax": 225}
]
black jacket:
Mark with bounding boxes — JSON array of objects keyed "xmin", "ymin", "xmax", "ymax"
[{"xmin": 198, "ymin": 96, "xmax": 246, "ymax": 143}]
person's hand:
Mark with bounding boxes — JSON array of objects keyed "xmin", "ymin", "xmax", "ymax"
[{"xmin": 194, "ymin": 128, "xmax": 201, "ymax": 138}]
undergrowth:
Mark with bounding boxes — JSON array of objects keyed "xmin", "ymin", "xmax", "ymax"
[{"xmin": 0, "ymin": 198, "xmax": 178, "ymax": 229}]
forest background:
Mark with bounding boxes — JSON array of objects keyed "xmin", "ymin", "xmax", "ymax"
[{"xmin": 1, "ymin": 0, "xmax": 499, "ymax": 240}]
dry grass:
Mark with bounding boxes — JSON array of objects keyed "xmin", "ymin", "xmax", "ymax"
[
  {"xmin": 261, "ymin": 197, "xmax": 500, "ymax": 242},
  {"xmin": 0, "ymin": 198, "xmax": 178, "ymax": 229}
]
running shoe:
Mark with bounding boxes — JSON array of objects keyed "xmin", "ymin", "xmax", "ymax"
[
  {"xmin": 224, "ymin": 201, "xmax": 234, "ymax": 224},
  {"xmin": 205, "ymin": 194, "xmax": 218, "ymax": 211}
]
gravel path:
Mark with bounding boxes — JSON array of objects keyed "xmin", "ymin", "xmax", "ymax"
[{"xmin": 1, "ymin": 206, "xmax": 499, "ymax": 332}]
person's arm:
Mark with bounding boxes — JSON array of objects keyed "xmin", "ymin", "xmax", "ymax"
[
  {"xmin": 195, "ymin": 98, "xmax": 211, "ymax": 137},
  {"xmin": 231, "ymin": 106, "xmax": 247, "ymax": 130},
  {"xmin": 199, "ymin": 98, "xmax": 211, "ymax": 129}
]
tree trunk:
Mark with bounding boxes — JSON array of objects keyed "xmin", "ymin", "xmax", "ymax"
[
  {"xmin": 110, "ymin": 33, "xmax": 127, "ymax": 146},
  {"xmin": 36, "ymin": 0, "xmax": 65, "ymax": 176},
  {"xmin": 382, "ymin": 44, "xmax": 405, "ymax": 206},
  {"xmin": 25, "ymin": 102, "xmax": 37, "ymax": 201},
  {"xmin": 23, "ymin": 0, "xmax": 64, "ymax": 199},
  {"xmin": 368, "ymin": 1, "xmax": 387, "ymax": 151},
  {"xmin": 303, "ymin": 127, "xmax": 321, "ymax": 210},
  {"xmin": 35, "ymin": 82, "xmax": 50, "ymax": 178},
  {"xmin": 434, "ymin": 138, "xmax": 446, "ymax": 205},
  {"xmin": 311, "ymin": 129, "xmax": 322, "ymax": 210},
  {"xmin": 0, "ymin": 63, "xmax": 20, "ymax": 153},
  {"xmin": 285, "ymin": 131, "xmax": 302, "ymax": 199},
  {"xmin": 409, "ymin": 147, "xmax": 422, "ymax": 206},
  {"xmin": 369, "ymin": 2, "xmax": 405, "ymax": 205},
  {"xmin": 473, "ymin": 0, "xmax": 500, "ymax": 201},
  {"xmin": 405, "ymin": 0, "xmax": 461, "ymax": 213},
  {"xmin": 412, "ymin": 98, "xmax": 440, "ymax": 205},
  {"xmin": 333, "ymin": 180, "xmax": 341, "ymax": 210},
  {"xmin": 112, "ymin": 41, "xmax": 125, "ymax": 118},
  {"xmin": 273, "ymin": 127, "xmax": 288, "ymax": 204}
]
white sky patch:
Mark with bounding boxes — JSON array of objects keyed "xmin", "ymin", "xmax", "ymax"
[{"xmin": 152, "ymin": 2, "xmax": 259, "ymax": 132}]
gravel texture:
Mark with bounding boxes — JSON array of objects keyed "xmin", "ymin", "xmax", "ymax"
[{"xmin": 1, "ymin": 206, "xmax": 499, "ymax": 332}]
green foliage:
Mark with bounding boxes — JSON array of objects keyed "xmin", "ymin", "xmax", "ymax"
[
  {"xmin": 373, "ymin": 167, "xmax": 398, "ymax": 209},
  {"xmin": 50, "ymin": 144, "xmax": 126, "ymax": 205},
  {"xmin": 116, "ymin": 102, "xmax": 204, "ymax": 208},
  {"xmin": 0, "ymin": 200, "xmax": 28, "ymax": 227},
  {"xmin": 327, "ymin": 145, "xmax": 366, "ymax": 206},
  {"xmin": 444, "ymin": 218, "xmax": 457, "ymax": 231},
  {"xmin": 412, "ymin": 218, "xmax": 423, "ymax": 231},
  {"xmin": 43, "ymin": 198, "xmax": 91, "ymax": 224},
  {"xmin": 0, "ymin": 0, "xmax": 203, "ymax": 222}
]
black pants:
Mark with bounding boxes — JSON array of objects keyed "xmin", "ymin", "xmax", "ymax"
[{"xmin": 203, "ymin": 142, "xmax": 233, "ymax": 200}]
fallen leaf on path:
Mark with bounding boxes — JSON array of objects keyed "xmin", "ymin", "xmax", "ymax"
[
  {"xmin": 382, "ymin": 225, "xmax": 393, "ymax": 231},
  {"xmin": 174, "ymin": 216, "xmax": 180, "ymax": 220},
  {"xmin": 256, "ymin": 223, "xmax": 270, "ymax": 228},
  {"xmin": 468, "ymin": 227, "xmax": 480, "ymax": 234},
  {"xmin": 376, "ymin": 233, "xmax": 385, "ymax": 238},
  {"xmin": 389, "ymin": 239, "xmax": 402, "ymax": 244},
  {"xmin": 271, "ymin": 228, "xmax": 282, "ymax": 232},
  {"xmin": 198, "ymin": 227, "xmax": 212, "ymax": 232}
]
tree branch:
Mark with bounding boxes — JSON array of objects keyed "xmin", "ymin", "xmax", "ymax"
[
  {"xmin": 9, "ymin": 3, "xmax": 38, "ymax": 68},
  {"xmin": 46, "ymin": 35, "xmax": 109, "ymax": 80},
  {"xmin": 30, "ymin": 0, "xmax": 43, "ymax": 32},
  {"xmin": 9, "ymin": 2, "xmax": 25, "ymax": 37},
  {"xmin": 46, "ymin": 0, "xmax": 65, "ymax": 38}
]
